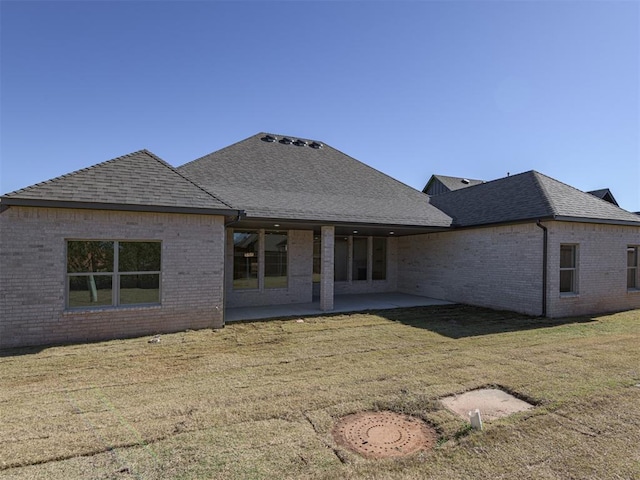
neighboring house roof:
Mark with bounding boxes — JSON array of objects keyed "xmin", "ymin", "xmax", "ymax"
[
  {"xmin": 587, "ymin": 188, "xmax": 619, "ymax": 206},
  {"xmin": 178, "ymin": 133, "xmax": 453, "ymax": 228},
  {"xmin": 422, "ymin": 174, "xmax": 484, "ymax": 195},
  {"xmin": 1, "ymin": 150, "xmax": 237, "ymax": 215},
  {"xmin": 429, "ymin": 170, "xmax": 640, "ymax": 227}
]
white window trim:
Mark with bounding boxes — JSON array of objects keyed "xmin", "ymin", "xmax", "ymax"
[{"xmin": 559, "ymin": 244, "xmax": 579, "ymax": 296}]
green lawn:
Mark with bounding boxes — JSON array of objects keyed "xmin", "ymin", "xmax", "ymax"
[{"xmin": 1, "ymin": 305, "xmax": 639, "ymax": 479}]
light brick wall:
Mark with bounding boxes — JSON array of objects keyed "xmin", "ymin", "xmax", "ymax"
[
  {"xmin": 225, "ymin": 229, "xmax": 313, "ymax": 308},
  {"xmin": 398, "ymin": 223, "xmax": 544, "ymax": 316},
  {"xmin": 546, "ymin": 221, "xmax": 640, "ymax": 317},
  {"xmin": 398, "ymin": 221, "xmax": 640, "ymax": 318},
  {"xmin": 0, "ymin": 206, "xmax": 225, "ymax": 349}
]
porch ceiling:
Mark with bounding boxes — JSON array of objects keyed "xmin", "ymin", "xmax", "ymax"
[{"xmin": 226, "ymin": 217, "xmax": 450, "ymax": 236}]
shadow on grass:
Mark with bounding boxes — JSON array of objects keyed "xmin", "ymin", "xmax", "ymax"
[
  {"xmin": 372, "ymin": 304, "xmax": 597, "ymax": 339},
  {"xmin": 0, "ymin": 345, "xmax": 48, "ymax": 357}
]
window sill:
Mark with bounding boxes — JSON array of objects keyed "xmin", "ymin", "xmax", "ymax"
[
  {"xmin": 64, "ymin": 304, "xmax": 161, "ymax": 315},
  {"xmin": 627, "ymin": 288, "xmax": 640, "ymax": 294},
  {"xmin": 559, "ymin": 293, "xmax": 579, "ymax": 298}
]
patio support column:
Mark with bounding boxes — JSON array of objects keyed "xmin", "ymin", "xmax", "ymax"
[{"xmin": 320, "ymin": 226, "xmax": 334, "ymax": 311}]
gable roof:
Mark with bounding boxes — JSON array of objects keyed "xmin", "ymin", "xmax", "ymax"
[
  {"xmin": 429, "ymin": 170, "xmax": 640, "ymax": 227},
  {"xmin": 1, "ymin": 150, "xmax": 237, "ymax": 215},
  {"xmin": 422, "ymin": 174, "xmax": 484, "ymax": 194},
  {"xmin": 178, "ymin": 133, "xmax": 452, "ymax": 228},
  {"xmin": 587, "ymin": 188, "xmax": 619, "ymax": 206}
]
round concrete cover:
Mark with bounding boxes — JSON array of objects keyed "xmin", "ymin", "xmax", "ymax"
[{"xmin": 333, "ymin": 411, "xmax": 437, "ymax": 459}]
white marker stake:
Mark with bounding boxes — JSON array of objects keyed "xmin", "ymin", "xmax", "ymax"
[{"xmin": 469, "ymin": 409, "xmax": 483, "ymax": 430}]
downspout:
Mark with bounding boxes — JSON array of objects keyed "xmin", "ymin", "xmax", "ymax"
[
  {"xmin": 536, "ymin": 220, "xmax": 548, "ymax": 317},
  {"xmin": 224, "ymin": 210, "xmax": 246, "ymax": 227}
]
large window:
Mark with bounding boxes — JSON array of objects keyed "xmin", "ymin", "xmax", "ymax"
[
  {"xmin": 559, "ymin": 244, "xmax": 578, "ymax": 294},
  {"xmin": 628, "ymin": 246, "xmax": 639, "ymax": 290},
  {"xmin": 67, "ymin": 240, "xmax": 161, "ymax": 309},
  {"xmin": 264, "ymin": 231, "xmax": 287, "ymax": 289},
  {"xmin": 233, "ymin": 231, "xmax": 259, "ymax": 289},
  {"xmin": 372, "ymin": 237, "xmax": 387, "ymax": 280},
  {"xmin": 352, "ymin": 237, "xmax": 368, "ymax": 281},
  {"xmin": 334, "ymin": 236, "xmax": 387, "ymax": 282},
  {"xmin": 233, "ymin": 230, "xmax": 288, "ymax": 290},
  {"xmin": 334, "ymin": 237, "xmax": 349, "ymax": 282},
  {"xmin": 313, "ymin": 236, "xmax": 321, "ymax": 283}
]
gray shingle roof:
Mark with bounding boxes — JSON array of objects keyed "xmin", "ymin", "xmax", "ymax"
[
  {"xmin": 587, "ymin": 188, "xmax": 618, "ymax": 206},
  {"xmin": 1, "ymin": 150, "xmax": 235, "ymax": 214},
  {"xmin": 423, "ymin": 174, "xmax": 484, "ymax": 194},
  {"xmin": 429, "ymin": 170, "xmax": 640, "ymax": 227},
  {"xmin": 178, "ymin": 133, "xmax": 453, "ymax": 227}
]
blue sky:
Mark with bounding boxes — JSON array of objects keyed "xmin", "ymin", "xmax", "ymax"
[{"xmin": 1, "ymin": 0, "xmax": 639, "ymax": 211}]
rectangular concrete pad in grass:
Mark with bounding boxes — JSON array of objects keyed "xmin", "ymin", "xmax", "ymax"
[
  {"xmin": 225, "ymin": 293, "xmax": 453, "ymax": 322},
  {"xmin": 441, "ymin": 388, "xmax": 534, "ymax": 421}
]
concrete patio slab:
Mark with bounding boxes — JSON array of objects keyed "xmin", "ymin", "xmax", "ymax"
[{"xmin": 225, "ymin": 293, "xmax": 452, "ymax": 322}]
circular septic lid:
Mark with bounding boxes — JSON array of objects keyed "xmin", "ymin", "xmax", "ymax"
[{"xmin": 332, "ymin": 411, "xmax": 437, "ymax": 459}]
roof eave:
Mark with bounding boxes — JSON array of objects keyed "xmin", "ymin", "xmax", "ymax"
[
  {"xmin": 553, "ymin": 215, "xmax": 640, "ymax": 227},
  {"xmin": 0, "ymin": 197, "xmax": 240, "ymax": 216},
  {"xmin": 449, "ymin": 215, "xmax": 556, "ymax": 229}
]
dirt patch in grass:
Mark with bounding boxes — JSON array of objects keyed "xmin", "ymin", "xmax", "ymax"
[{"xmin": 332, "ymin": 411, "xmax": 437, "ymax": 459}]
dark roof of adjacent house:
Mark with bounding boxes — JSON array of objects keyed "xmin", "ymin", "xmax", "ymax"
[
  {"xmin": 1, "ymin": 150, "xmax": 236, "ymax": 214},
  {"xmin": 178, "ymin": 133, "xmax": 453, "ymax": 228},
  {"xmin": 429, "ymin": 170, "xmax": 640, "ymax": 227},
  {"xmin": 587, "ymin": 188, "xmax": 619, "ymax": 206},
  {"xmin": 422, "ymin": 174, "xmax": 484, "ymax": 194}
]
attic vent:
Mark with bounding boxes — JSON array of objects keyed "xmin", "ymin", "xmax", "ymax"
[
  {"xmin": 261, "ymin": 135, "xmax": 277, "ymax": 142},
  {"xmin": 293, "ymin": 139, "xmax": 307, "ymax": 147},
  {"xmin": 461, "ymin": 178, "xmax": 470, "ymax": 184},
  {"xmin": 279, "ymin": 137, "xmax": 293, "ymax": 145},
  {"xmin": 309, "ymin": 141, "xmax": 323, "ymax": 149}
]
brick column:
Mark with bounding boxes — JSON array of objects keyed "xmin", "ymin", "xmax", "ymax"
[{"xmin": 320, "ymin": 226, "xmax": 334, "ymax": 311}]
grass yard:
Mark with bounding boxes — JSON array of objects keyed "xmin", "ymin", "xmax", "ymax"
[{"xmin": 1, "ymin": 305, "xmax": 639, "ymax": 479}]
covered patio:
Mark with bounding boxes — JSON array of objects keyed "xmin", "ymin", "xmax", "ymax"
[{"xmin": 225, "ymin": 292, "xmax": 453, "ymax": 322}]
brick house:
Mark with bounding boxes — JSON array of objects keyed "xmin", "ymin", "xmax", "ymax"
[{"xmin": 1, "ymin": 133, "xmax": 639, "ymax": 348}]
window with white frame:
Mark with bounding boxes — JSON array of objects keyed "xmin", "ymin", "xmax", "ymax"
[
  {"xmin": 559, "ymin": 244, "xmax": 578, "ymax": 294},
  {"xmin": 66, "ymin": 240, "xmax": 161, "ymax": 308},
  {"xmin": 628, "ymin": 246, "xmax": 639, "ymax": 290}
]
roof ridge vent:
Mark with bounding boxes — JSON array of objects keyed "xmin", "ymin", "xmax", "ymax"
[
  {"xmin": 292, "ymin": 139, "xmax": 307, "ymax": 147},
  {"xmin": 309, "ymin": 141, "xmax": 323, "ymax": 149},
  {"xmin": 461, "ymin": 178, "xmax": 470, "ymax": 184},
  {"xmin": 279, "ymin": 137, "xmax": 293, "ymax": 145},
  {"xmin": 261, "ymin": 135, "xmax": 277, "ymax": 142}
]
